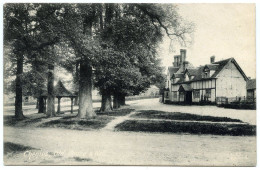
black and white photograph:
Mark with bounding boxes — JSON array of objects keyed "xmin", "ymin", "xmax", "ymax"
[{"xmin": 1, "ymin": 0, "xmax": 258, "ymax": 167}]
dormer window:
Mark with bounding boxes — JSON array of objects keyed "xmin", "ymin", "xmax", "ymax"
[
  {"xmin": 185, "ymin": 74, "xmax": 189, "ymax": 81},
  {"xmin": 203, "ymin": 66, "xmax": 210, "ymax": 78},
  {"xmin": 205, "ymin": 72, "xmax": 209, "ymax": 78}
]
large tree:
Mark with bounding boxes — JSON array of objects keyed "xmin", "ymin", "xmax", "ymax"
[
  {"xmin": 94, "ymin": 4, "xmax": 188, "ymax": 111},
  {"xmin": 4, "ymin": 4, "xmax": 61, "ymax": 119}
]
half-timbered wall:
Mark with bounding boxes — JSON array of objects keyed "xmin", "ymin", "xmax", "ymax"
[{"xmin": 190, "ymin": 79, "xmax": 216, "ymax": 103}]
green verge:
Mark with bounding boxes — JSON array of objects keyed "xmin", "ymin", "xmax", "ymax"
[
  {"xmin": 131, "ymin": 110, "xmax": 242, "ymax": 122},
  {"xmin": 4, "ymin": 142, "xmax": 38, "ymax": 155},
  {"xmin": 39, "ymin": 116, "xmax": 114, "ymax": 130},
  {"xmin": 115, "ymin": 120, "xmax": 256, "ymax": 136},
  {"xmin": 96, "ymin": 108, "xmax": 135, "ymax": 116}
]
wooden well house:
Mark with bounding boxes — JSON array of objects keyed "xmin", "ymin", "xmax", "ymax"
[{"xmin": 40, "ymin": 80, "xmax": 76, "ymax": 114}]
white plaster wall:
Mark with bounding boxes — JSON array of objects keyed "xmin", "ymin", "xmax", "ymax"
[{"xmin": 216, "ymin": 62, "xmax": 247, "ymax": 98}]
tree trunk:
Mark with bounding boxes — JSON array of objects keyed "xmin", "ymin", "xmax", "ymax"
[
  {"xmin": 43, "ymin": 97, "xmax": 47, "ymax": 114},
  {"xmin": 77, "ymin": 61, "xmax": 96, "ymax": 119},
  {"xmin": 15, "ymin": 54, "xmax": 25, "ymax": 119},
  {"xmin": 36, "ymin": 98, "xmax": 39, "ymax": 109},
  {"xmin": 74, "ymin": 62, "xmax": 79, "ymax": 106},
  {"xmin": 71, "ymin": 97, "xmax": 74, "ymax": 113},
  {"xmin": 100, "ymin": 92, "xmax": 112, "ymax": 112},
  {"xmin": 47, "ymin": 64, "xmax": 55, "ymax": 117},
  {"xmin": 57, "ymin": 97, "xmax": 61, "ymax": 114},
  {"xmin": 38, "ymin": 96, "xmax": 45, "ymax": 113},
  {"xmin": 113, "ymin": 93, "xmax": 120, "ymax": 109},
  {"xmin": 119, "ymin": 93, "xmax": 126, "ymax": 106},
  {"xmin": 77, "ymin": 10, "xmax": 96, "ymax": 119}
]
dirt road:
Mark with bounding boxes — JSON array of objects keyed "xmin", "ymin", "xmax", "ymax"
[{"xmin": 4, "ymin": 126, "xmax": 256, "ymax": 166}]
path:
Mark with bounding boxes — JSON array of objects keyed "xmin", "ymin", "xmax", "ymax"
[{"xmin": 102, "ymin": 111, "xmax": 137, "ymax": 131}]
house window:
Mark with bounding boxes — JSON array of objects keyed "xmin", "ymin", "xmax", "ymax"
[
  {"xmin": 205, "ymin": 89, "xmax": 211, "ymax": 98},
  {"xmin": 185, "ymin": 74, "xmax": 189, "ymax": 81},
  {"xmin": 173, "ymin": 91, "xmax": 177, "ymax": 98},
  {"xmin": 204, "ymin": 72, "xmax": 209, "ymax": 78},
  {"xmin": 194, "ymin": 90, "xmax": 200, "ymax": 98}
]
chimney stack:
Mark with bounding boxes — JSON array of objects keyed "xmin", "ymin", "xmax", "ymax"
[
  {"xmin": 180, "ymin": 49, "xmax": 186, "ymax": 63},
  {"xmin": 210, "ymin": 56, "xmax": 215, "ymax": 63},
  {"xmin": 174, "ymin": 55, "xmax": 180, "ymax": 67}
]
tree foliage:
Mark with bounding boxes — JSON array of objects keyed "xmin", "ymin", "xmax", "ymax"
[{"xmin": 4, "ymin": 3, "xmax": 194, "ymax": 118}]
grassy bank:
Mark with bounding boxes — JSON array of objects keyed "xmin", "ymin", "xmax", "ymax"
[
  {"xmin": 115, "ymin": 120, "xmax": 256, "ymax": 136},
  {"xmin": 38, "ymin": 116, "xmax": 114, "ymax": 130},
  {"xmin": 96, "ymin": 108, "xmax": 135, "ymax": 116},
  {"xmin": 4, "ymin": 142, "xmax": 37, "ymax": 155},
  {"xmin": 131, "ymin": 110, "xmax": 242, "ymax": 122}
]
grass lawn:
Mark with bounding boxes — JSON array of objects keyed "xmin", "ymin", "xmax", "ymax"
[
  {"xmin": 131, "ymin": 110, "xmax": 243, "ymax": 122},
  {"xmin": 4, "ymin": 108, "xmax": 134, "ymax": 130},
  {"xmin": 4, "ymin": 142, "xmax": 37, "ymax": 155},
  {"xmin": 115, "ymin": 120, "xmax": 256, "ymax": 136},
  {"xmin": 96, "ymin": 108, "xmax": 135, "ymax": 116},
  {"xmin": 4, "ymin": 115, "xmax": 45, "ymax": 127},
  {"xmin": 38, "ymin": 115, "xmax": 114, "ymax": 130}
]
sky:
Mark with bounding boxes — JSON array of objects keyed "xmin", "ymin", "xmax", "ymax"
[{"xmin": 159, "ymin": 3, "xmax": 256, "ymax": 78}]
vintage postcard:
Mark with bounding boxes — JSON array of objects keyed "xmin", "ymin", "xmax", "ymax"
[{"xmin": 2, "ymin": 1, "xmax": 256, "ymax": 166}]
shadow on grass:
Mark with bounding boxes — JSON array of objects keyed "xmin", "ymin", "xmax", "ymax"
[
  {"xmin": 39, "ymin": 116, "xmax": 114, "ymax": 130},
  {"xmin": 4, "ymin": 115, "xmax": 45, "ymax": 127},
  {"xmin": 115, "ymin": 120, "xmax": 256, "ymax": 136},
  {"xmin": 73, "ymin": 156, "xmax": 92, "ymax": 162},
  {"xmin": 4, "ymin": 142, "xmax": 37, "ymax": 155},
  {"xmin": 131, "ymin": 110, "xmax": 243, "ymax": 122},
  {"xmin": 96, "ymin": 108, "xmax": 135, "ymax": 116}
]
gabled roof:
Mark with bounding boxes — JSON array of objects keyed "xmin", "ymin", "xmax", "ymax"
[
  {"xmin": 190, "ymin": 66, "xmax": 205, "ymax": 81},
  {"xmin": 175, "ymin": 61, "xmax": 194, "ymax": 74},
  {"xmin": 247, "ymin": 79, "xmax": 256, "ymax": 90},
  {"xmin": 179, "ymin": 84, "xmax": 192, "ymax": 91},
  {"xmin": 171, "ymin": 57, "xmax": 248, "ymax": 85},
  {"xmin": 211, "ymin": 58, "xmax": 248, "ymax": 81},
  {"xmin": 55, "ymin": 80, "xmax": 75, "ymax": 97},
  {"xmin": 185, "ymin": 68, "xmax": 199, "ymax": 77},
  {"xmin": 210, "ymin": 58, "xmax": 232, "ymax": 78},
  {"xmin": 173, "ymin": 73, "xmax": 183, "ymax": 78},
  {"xmin": 205, "ymin": 64, "xmax": 219, "ymax": 70},
  {"xmin": 168, "ymin": 66, "xmax": 179, "ymax": 78},
  {"xmin": 40, "ymin": 80, "xmax": 76, "ymax": 97}
]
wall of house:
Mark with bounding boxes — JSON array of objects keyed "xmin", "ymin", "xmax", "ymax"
[
  {"xmin": 191, "ymin": 79, "xmax": 216, "ymax": 103},
  {"xmin": 171, "ymin": 84, "xmax": 180, "ymax": 102},
  {"xmin": 247, "ymin": 89, "xmax": 256, "ymax": 102},
  {"xmin": 166, "ymin": 71, "xmax": 170, "ymax": 90},
  {"xmin": 216, "ymin": 62, "xmax": 246, "ymax": 99}
]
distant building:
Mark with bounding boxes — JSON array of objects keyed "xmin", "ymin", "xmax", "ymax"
[
  {"xmin": 246, "ymin": 79, "xmax": 256, "ymax": 102},
  {"xmin": 164, "ymin": 49, "xmax": 248, "ymax": 104}
]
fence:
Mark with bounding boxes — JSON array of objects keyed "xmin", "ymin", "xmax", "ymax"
[{"xmin": 216, "ymin": 96, "xmax": 256, "ymax": 110}]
